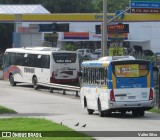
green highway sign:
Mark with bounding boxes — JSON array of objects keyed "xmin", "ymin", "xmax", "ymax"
[
  {"xmin": 131, "ymin": 0, "xmax": 160, "ymax": 13},
  {"xmin": 131, "ymin": 0, "xmax": 160, "ymax": 1}
]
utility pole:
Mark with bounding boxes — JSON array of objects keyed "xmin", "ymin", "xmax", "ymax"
[{"xmin": 102, "ymin": 0, "xmax": 108, "ymax": 57}]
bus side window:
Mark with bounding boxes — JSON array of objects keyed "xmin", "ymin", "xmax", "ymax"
[
  {"xmin": 94, "ymin": 68, "xmax": 96, "ymax": 84},
  {"xmin": 96, "ymin": 68, "xmax": 100, "ymax": 84},
  {"xmin": 88, "ymin": 68, "xmax": 91, "ymax": 84},
  {"xmin": 37, "ymin": 55, "xmax": 42, "ymax": 68},
  {"xmin": 40, "ymin": 55, "xmax": 50, "ymax": 69},
  {"xmin": 9, "ymin": 53, "xmax": 16, "ymax": 65},
  {"xmin": 83, "ymin": 68, "xmax": 87, "ymax": 84},
  {"xmin": 16, "ymin": 53, "xmax": 24, "ymax": 66},
  {"xmin": 23, "ymin": 54, "xmax": 28, "ymax": 66},
  {"xmin": 104, "ymin": 68, "xmax": 108, "ymax": 86},
  {"xmin": 27, "ymin": 54, "xmax": 38, "ymax": 67},
  {"xmin": 91, "ymin": 68, "xmax": 94, "ymax": 84},
  {"xmin": 2, "ymin": 53, "xmax": 9, "ymax": 68}
]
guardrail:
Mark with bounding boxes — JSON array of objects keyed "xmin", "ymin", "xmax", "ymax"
[
  {"xmin": 37, "ymin": 82, "xmax": 80, "ymax": 97},
  {"xmin": 0, "ymin": 70, "xmax": 3, "ymax": 80}
]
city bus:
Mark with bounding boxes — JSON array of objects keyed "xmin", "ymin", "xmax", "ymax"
[
  {"xmin": 2, "ymin": 47, "xmax": 79, "ymax": 88},
  {"xmin": 80, "ymin": 56, "xmax": 154, "ymax": 117}
]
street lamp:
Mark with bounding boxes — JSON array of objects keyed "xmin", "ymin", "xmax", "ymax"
[{"xmin": 102, "ymin": 0, "xmax": 108, "ymax": 57}]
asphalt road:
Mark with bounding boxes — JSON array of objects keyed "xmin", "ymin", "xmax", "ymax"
[{"xmin": 0, "ymin": 80, "xmax": 160, "ymax": 140}]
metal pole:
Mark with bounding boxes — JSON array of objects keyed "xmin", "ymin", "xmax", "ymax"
[
  {"xmin": 102, "ymin": 0, "xmax": 107, "ymax": 57},
  {"xmin": 107, "ymin": 7, "xmax": 131, "ymax": 24},
  {"xmin": 101, "ymin": 23, "xmax": 103, "ymax": 57}
]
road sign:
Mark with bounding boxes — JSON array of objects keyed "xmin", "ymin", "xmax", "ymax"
[
  {"xmin": 109, "ymin": 47, "xmax": 124, "ymax": 56},
  {"xmin": 131, "ymin": 0, "xmax": 160, "ymax": 2},
  {"xmin": 131, "ymin": 2, "xmax": 160, "ymax": 8},
  {"xmin": 95, "ymin": 24, "xmax": 129, "ymax": 34},
  {"xmin": 131, "ymin": 8, "xmax": 160, "ymax": 13},
  {"xmin": 130, "ymin": 0, "xmax": 160, "ymax": 13}
]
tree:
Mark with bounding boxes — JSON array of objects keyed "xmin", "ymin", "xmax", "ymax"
[
  {"xmin": 62, "ymin": 43, "xmax": 77, "ymax": 51},
  {"xmin": 41, "ymin": 0, "xmax": 100, "ymax": 13},
  {"xmin": 0, "ymin": 0, "xmax": 130, "ymax": 13}
]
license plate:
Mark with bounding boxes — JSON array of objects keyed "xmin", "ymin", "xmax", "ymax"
[
  {"xmin": 141, "ymin": 92, "xmax": 147, "ymax": 98},
  {"xmin": 128, "ymin": 96, "xmax": 136, "ymax": 99}
]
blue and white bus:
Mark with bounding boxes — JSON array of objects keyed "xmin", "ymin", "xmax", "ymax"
[{"xmin": 80, "ymin": 56, "xmax": 154, "ymax": 117}]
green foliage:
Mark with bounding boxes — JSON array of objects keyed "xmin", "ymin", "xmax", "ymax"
[
  {"xmin": 0, "ymin": 0, "xmax": 130, "ymax": 13},
  {"xmin": 0, "ymin": 118, "xmax": 92, "ymax": 140},
  {"xmin": 0, "ymin": 105, "xmax": 17, "ymax": 114},
  {"xmin": 63, "ymin": 43, "xmax": 77, "ymax": 51},
  {"xmin": 143, "ymin": 55, "xmax": 156, "ymax": 66},
  {"xmin": 149, "ymin": 108, "xmax": 160, "ymax": 113},
  {"xmin": 0, "ymin": 23, "xmax": 14, "ymax": 50}
]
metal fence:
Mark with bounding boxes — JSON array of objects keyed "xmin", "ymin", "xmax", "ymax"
[{"xmin": 37, "ymin": 82, "xmax": 80, "ymax": 97}]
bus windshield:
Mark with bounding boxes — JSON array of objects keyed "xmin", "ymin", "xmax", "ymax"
[
  {"xmin": 53, "ymin": 53, "xmax": 76, "ymax": 63},
  {"xmin": 113, "ymin": 63, "xmax": 149, "ymax": 78}
]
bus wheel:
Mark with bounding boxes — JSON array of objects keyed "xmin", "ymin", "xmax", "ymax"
[
  {"xmin": 121, "ymin": 111, "xmax": 126, "ymax": 116},
  {"xmin": 84, "ymin": 97, "xmax": 94, "ymax": 115},
  {"xmin": 9, "ymin": 74, "xmax": 16, "ymax": 86},
  {"xmin": 32, "ymin": 76, "xmax": 38, "ymax": 90},
  {"xmin": 132, "ymin": 110, "xmax": 139, "ymax": 117},
  {"xmin": 139, "ymin": 110, "xmax": 145, "ymax": 116},
  {"xmin": 105, "ymin": 110, "xmax": 111, "ymax": 117},
  {"xmin": 87, "ymin": 109, "xmax": 94, "ymax": 115},
  {"xmin": 98, "ymin": 100, "xmax": 105, "ymax": 117}
]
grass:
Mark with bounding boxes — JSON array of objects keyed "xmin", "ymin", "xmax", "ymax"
[
  {"xmin": 0, "ymin": 105, "xmax": 17, "ymax": 114},
  {"xmin": 149, "ymin": 107, "xmax": 160, "ymax": 113},
  {"xmin": 0, "ymin": 118, "xmax": 92, "ymax": 140},
  {"xmin": 0, "ymin": 106, "xmax": 92, "ymax": 140}
]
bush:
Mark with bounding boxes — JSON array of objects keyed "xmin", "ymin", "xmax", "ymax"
[{"xmin": 62, "ymin": 43, "xmax": 77, "ymax": 51}]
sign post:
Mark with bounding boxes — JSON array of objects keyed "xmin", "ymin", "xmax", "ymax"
[{"xmin": 102, "ymin": 0, "xmax": 108, "ymax": 57}]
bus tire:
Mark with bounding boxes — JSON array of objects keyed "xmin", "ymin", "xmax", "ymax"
[
  {"xmin": 98, "ymin": 99, "xmax": 105, "ymax": 117},
  {"xmin": 9, "ymin": 74, "xmax": 16, "ymax": 86},
  {"xmin": 84, "ymin": 97, "xmax": 94, "ymax": 115},
  {"xmin": 121, "ymin": 111, "xmax": 126, "ymax": 116},
  {"xmin": 84, "ymin": 97, "xmax": 87, "ymax": 108},
  {"xmin": 139, "ymin": 110, "xmax": 145, "ymax": 116},
  {"xmin": 132, "ymin": 110, "xmax": 139, "ymax": 116},
  {"xmin": 32, "ymin": 76, "xmax": 38, "ymax": 90},
  {"xmin": 87, "ymin": 109, "xmax": 94, "ymax": 115},
  {"xmin": 105, "ymin": 110, "xmax": 111, "ymax": 117}
]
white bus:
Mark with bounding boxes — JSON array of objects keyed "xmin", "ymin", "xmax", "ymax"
[
  {"xmin": 3, "ymin": 47, "xmax": 80, "ymax": 88},
  {"xmin": 80, "ymin": 56, "xmax": 154, "ymax": 117}
]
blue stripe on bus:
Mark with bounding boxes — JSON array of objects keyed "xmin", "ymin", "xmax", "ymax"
[
  {"xmin": 116, "ymin": 77, "xmax": 147, "ymax": 89},
  {"xmin": 108, "ymin": 64, "xmax": 113, "ymax": 89},
  {"xmin": 150, "ymin": 63, "xmax": 154, "ymax": 87}
]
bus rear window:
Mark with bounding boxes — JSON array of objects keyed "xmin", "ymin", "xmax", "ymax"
[
  {"xmin": 114, "ymin": 64, "xmax": 149, "ymax": 78},
  {"xmin": 53, "ymin": 53, "xmax": 76, "ymax": 63}
]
